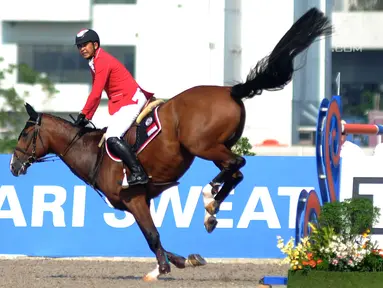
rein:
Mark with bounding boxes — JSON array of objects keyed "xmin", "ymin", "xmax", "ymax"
[
  {"xmin": 59, "ymin": 114, "xmax": 96, "ymax": 157},
  {"xmin": 14, "ymin": 113, "xmax": 95, "ymax": 167},
  {"xmin": 14, "ymin": 112, "xmax": 106, "ymax": 201}
]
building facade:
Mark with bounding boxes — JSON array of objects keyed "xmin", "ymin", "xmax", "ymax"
[{"xmin": 0, "ymin": 0, "xmax": 378, "ymax": 146}]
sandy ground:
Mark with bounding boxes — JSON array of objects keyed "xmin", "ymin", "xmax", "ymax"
[{"xmin": 0, "ymin": 257, "xmax": 289, "ymax": 288}]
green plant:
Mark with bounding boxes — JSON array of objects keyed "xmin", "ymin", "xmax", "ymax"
[
  {"xmin": 277, "ymin": 198, "xmax": 382, "ymax": 273},
  {"xmin": 308, "ymin": 225, "xmax": 337, "ymax": 260},
  {"xmin": 318, "ymin": 198, "xmax": 380, "ymax": 240},
  {"xmin": 0, "ymin": 57, "xmax": 58, "ymax": 153},
  {"xmin": 231, "ymin": 137, "xmax": 256, "ymax": 156}
]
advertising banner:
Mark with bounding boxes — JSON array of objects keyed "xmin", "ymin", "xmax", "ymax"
[{"xmin": 0, "ymin": 154, "xmax": 318, "ymax": 258}]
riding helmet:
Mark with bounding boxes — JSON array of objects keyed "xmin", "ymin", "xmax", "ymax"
[{"xmin": 75, "ymin": 29, "xmax": 100, "ymax": 46}]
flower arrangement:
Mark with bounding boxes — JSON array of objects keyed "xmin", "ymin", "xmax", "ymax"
[{"xmin": 277, "ymin": 198, "xmax": 383, "ymax": 273}]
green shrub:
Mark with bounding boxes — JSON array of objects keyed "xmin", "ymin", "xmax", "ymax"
[
  {"xmin": 231, "ymin": 137, "xmax": 256, "ymax": 156},
  {"xmin": 318, "ymin": 198, "xmax": 380, "ymax": 240}
]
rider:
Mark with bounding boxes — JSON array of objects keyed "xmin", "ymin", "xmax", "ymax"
[{"xmin": 74, "ymin": 28, "xmax": 153, "ymax": 186}]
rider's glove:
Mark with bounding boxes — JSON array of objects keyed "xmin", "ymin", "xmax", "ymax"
[{"xmin": 74, "ymin": 113, "xmax": 89, "ymax": 127}]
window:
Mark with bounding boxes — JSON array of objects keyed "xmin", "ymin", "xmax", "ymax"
[
  {"xmin": 17, "ymin": 45, "xmax": 136, "ymax": 84},
  {"xmin": 332, "ymin": 50, "xmax": 383, "ymax": 147},
  {"xmin": 333, "ymin": 0, "xmax": 383, "ymax": 11},
  {"xmin": 332, "ymin": 50, "xmax": 383, "ymax": 119},
  {"xmin": 103, "ymin": 46, "xmax": 136, "ymax": 77},
  {"xmin": 93, "ymin": 0, "xmax": 137, "ymax": 4}
]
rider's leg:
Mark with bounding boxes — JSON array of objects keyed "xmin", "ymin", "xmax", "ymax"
[{"xmin": 105, "ymin": 88, "xmax": 149, "ymax": 186}]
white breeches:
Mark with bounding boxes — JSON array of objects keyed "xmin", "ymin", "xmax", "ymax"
[{"xmin": 105, "ymin": 88, "xmax": 148, "ymax": 140}]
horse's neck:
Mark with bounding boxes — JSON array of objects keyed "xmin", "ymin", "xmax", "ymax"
[{"xmin": 47, "ymin": 121, "xmax": 102, "ymax": 182}]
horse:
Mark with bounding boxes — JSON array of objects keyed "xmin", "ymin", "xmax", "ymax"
[{"xmin": 9, "ymin": 8, "xmax": 332, "ymax": 282}]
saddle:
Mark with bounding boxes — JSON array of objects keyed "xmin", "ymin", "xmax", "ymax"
[
  {"xmin": 98, "ymin": 97, "xmax": 165, "ymax": 156},
  {"xmin": 88, "ymin": 96, "xmax": 170, "ymax": 190}
]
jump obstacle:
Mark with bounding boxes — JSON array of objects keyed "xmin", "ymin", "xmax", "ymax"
[{"xmin": 259, "ymin": 93, "xmax": 383, "ymax": 286}]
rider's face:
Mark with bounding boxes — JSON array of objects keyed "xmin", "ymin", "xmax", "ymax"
[{"xmin": 77, "ymin": 42, "xmax": 98, "ymax": 60}]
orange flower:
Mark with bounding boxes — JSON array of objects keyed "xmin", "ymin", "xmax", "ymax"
[
  {"xmin": 302, "ymin": 261, "xmax": 309, "ymax": 266},
  {"xmin": 317, "ymin": 259, "xmax": 323, "ymax": 264},
  {"xmin": 307, "ymin": 253, "xmax": 313, "ymax": 260},
  {"xmin": 309, "ymin": 260, "xmax": 316, "ymax": 268}
]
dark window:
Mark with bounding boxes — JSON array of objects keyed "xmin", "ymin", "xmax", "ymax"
[
  {"xmin": 333, "ymin": 0, "xmax": 383, "ymax": 11},
  {"xmin": 17, "ymin": 45, "xmax": 136, "ymax": 84}
]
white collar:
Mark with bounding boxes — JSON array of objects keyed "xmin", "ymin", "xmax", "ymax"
[
  {"xmin": 88, "ymin": 58, "xmax": 95, "ymax": 72},
  {"xmin": 87, "ymin": 49, "xmax": 100, "ymax": 72}
]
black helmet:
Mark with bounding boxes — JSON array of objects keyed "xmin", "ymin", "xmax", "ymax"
[{"xmin": 75, "ymin": 29, "xmax": 100, "ymax": 46}]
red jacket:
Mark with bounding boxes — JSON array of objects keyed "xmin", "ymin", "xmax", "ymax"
[{"xmin": 81, "ymin": 48, "xmax": 154, "ymax": 120}]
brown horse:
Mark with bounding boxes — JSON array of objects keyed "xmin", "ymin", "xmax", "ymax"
[{"xmin": 9, "ymin": 8, "xmax": 332, "ymax": 281}]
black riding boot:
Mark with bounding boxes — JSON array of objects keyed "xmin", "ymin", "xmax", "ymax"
[{"xmin": 107, "ymin": 137, "xmax": 149, "ymax": 186}]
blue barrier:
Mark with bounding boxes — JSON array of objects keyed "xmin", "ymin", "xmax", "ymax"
[{"xmin": 0, "ymin": 154, "xmax": 318, "ymax": 258}]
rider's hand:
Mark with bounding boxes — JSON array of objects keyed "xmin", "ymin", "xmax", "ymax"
[{"xmin": 75, "ymin": 113, "xmax": 89, "ymax": 127}]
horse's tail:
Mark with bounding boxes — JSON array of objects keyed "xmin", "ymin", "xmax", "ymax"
[{"xmin": 230, "ymin": 7, "xmax": 333, "ymax": 101}]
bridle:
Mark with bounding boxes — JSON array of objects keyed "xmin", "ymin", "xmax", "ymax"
[
  {"xmin": 13, "ymin": 113, "xmax": 85, "ymax": 169},
  {"xmin": 13, "ymin": 113, "xmax": 48, "ymax": 169}
]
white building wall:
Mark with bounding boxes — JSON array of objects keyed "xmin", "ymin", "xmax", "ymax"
[
  {"xmin": 240, "ymin": 0, "xmax": 294, "ymax": 146},
  {"xmin": 1, "ymin": 0, "xmax": 91, "ymax": 22},
  {"xmin": 0, "ymin": 0, "xmax": 370, "ymax": 146},
  {"xmin": 332, "ymin": 12, "xmax": 383, "ymax": 49},
  {"xmin": 131, "ymin": 0, "xmax": 220, "ymax": 98}
]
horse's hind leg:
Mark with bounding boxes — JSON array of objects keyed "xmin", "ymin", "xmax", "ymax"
[
  {"xmin": 194, "ymin": 145, "xmax": 245, "ymax": 232},
  {"xmin": 202, "ymin": 163, "xmax": 225, "ymax": 232},
  {"xmin": 203, "ymin": 170, "xmax": 244, "ymax": 233},
  {"xmin": 210, "ymin": 170, "xmax": 244, "ymax": 212}
]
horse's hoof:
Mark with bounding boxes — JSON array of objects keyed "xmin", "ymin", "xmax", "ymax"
[
  {"xmin": 204, "ymin": 215, "xmax": 218, "ymax": 233},
  {"xmin": 205, "ymin": 200, "xmax": 219, "ymax": 215},
  {"xmin": 187, "ymin": 254, "xmax": 207, "ymax": 267},
  {"xmin": 143, "ymin": 265, "xmax": 160, "ymax": 282},
  {"xmin": 142, "ymin": 274, "xmax": 158, "ymax": 282},
  {"xmin": 159, "ymin": 263, "xmax": 171, "ymax": 274}
]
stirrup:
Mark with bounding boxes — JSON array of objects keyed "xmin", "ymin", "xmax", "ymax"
[
  {"xmin": 128, "ymin": 173, "xmax": 149, "ymax": 185},
  {"xmin": 121, "ymin": 168, "xmax": 148, "ymax": 188}
]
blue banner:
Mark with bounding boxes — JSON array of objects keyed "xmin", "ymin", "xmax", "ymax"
[{"xmin": 0, "ymin": 154, "xmax": 318, "ymax": 258}]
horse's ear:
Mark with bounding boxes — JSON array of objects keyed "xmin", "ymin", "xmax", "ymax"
[{"xmin": 25, "ymin": 102, "xmax": 38, "ymax": 120}]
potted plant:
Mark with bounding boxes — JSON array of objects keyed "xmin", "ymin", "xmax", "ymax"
[{"xmin": 277, "ymin": 198, "xmax": 383, "ymax": 287}]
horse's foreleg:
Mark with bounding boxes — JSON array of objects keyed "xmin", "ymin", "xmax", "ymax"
[
  {"xmin": 121, "ymin": 193, "xmax": 170, "ymax": 282},
  {"xmin": 136, "ymin": 198, "xmax": 207, "ymax": 273}
]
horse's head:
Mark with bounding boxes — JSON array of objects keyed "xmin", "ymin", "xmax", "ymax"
[{"xmin": 10, "ymin": 103, "xmax": 50, "ymax": 176}]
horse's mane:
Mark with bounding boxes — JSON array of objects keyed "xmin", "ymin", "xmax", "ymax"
[{"xmin": 43, "ymin": 113, "xmax": 107, "ymax": 135}]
